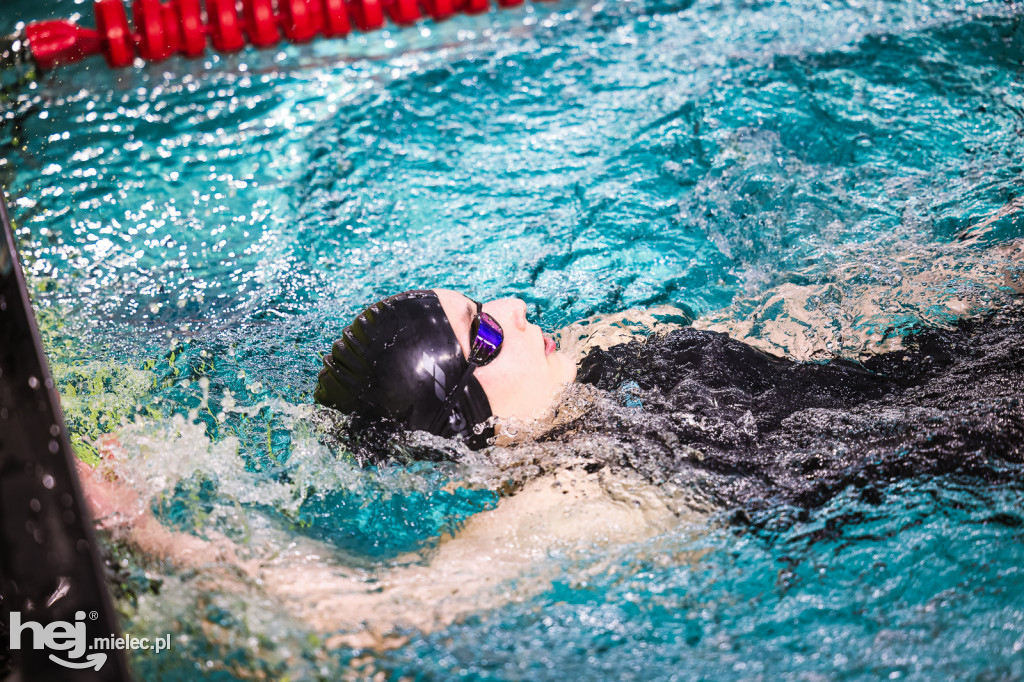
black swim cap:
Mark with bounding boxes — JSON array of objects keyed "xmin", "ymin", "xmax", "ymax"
[{"xmin": 314, "ymin": 290, "xmax": 494, "ymax": 449}]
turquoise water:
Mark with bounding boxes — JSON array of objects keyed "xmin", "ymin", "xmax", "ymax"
[{"xmin": 3, "ymin": 0, "xmax": 1024, "ymax": 678}]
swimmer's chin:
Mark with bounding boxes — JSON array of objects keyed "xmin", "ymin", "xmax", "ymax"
[
  {"xmin": 490, "ymin": 382, "xmax": 593, "ymax": 447},
  {"xmin": 544, "ymin": 344, "xmax": 578, "ymax": 386},
  {"xmin": 559, "ymin": 349, "xmax": 579, "ymax": 383}
]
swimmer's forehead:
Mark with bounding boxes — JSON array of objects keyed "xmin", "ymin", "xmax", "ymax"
[{"xmin": 432, "ymin": 289, "xmax": 473, "ymax": 361}]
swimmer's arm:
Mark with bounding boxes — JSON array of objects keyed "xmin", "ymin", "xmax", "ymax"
[
  {"xmin": 77, "ymin": 460, "xmax": 397, "ymax": 647},
  {"xmin": 77, "ymin": 454, "xmax": 392, "ymax": 646},
  {"xmin": 77, "ymin": 450, "xmax": 390, "ymax": 641},
  {"xmin": 77, "ymin": 456, "xmax": 241, "ymax": 569},
  {"xmin": 263, "ymin": 468, "xmax": 692, "ymax": 640},
  {"xmin": 78, "ymin": 450, "xmax": 694, "ymax": 647}
]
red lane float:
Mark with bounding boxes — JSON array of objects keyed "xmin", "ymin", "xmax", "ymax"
[
  {"xmin": 349, "ymin": 0, "xmax": 386, "ymax": 32},
  {"xmin": 280, "ymin": 0, "xmax": 319, "ymax": 42},
  {"xmin": 177, "ymin": 0, "xmax": 206, "ymax": 57},
  {"xmin": 322, "ymin": 0, "xmax": 353, "ymax": 37},
  {"xmin": 245, "ymin": 0, "xmax": 281, "ymax": 47},
  {"xmin": 420, "ymin": 0, "xmax": 456, "ymax": 21},
  {"xmin": 20, "ymin": 0, "xmax": 553, "ymax": 71},
  {"xmin": 386, "ymin": 0, "xmax": 423, "ymax": 26},
  {"xmin": 92, "ymin": 0, "xmax": 135, "ymax": 67},
  {"xmin": 133, "ymin": 0, "xmax": 173, "ymax": 61},
  {"xmin": 22, "ymin": 20, "xmax": 103, "ymax": 70},
  {"xmin": 206, "ymin": 0, "xmax": 247, "ymax": 52}
]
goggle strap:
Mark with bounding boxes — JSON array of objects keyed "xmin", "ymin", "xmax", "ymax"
[{"xmin": 427, "ymin": 360, "xmax": 478, "ymax": 436}]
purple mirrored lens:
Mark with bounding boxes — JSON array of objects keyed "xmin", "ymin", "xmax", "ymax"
[{"xmin": 471, "ymin": 308, "xmax": 503, "ymax": 366}]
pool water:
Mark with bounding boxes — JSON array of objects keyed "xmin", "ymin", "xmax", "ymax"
[{"xmin": 3, "ymin": 0, "xmax": 1024, "ymax": 677}]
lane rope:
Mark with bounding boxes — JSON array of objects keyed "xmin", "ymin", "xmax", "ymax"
[{"xmin": 4, "ymin": 0, "xmax": 542, "ymax": 71}]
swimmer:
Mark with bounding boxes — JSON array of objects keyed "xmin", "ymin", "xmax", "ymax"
[
  {"xmin": 78, "ymin": 222, "xmax": 1024, "ymax": 647},
  {"xmin": 77, "ymin": 295, "xmax": 697, "ymax": 647},
  {"xmin": 313, "ymin": 237, "xmax": 1024, "ymax": 450}
]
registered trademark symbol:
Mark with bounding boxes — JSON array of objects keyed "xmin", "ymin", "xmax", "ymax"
[{"xmin": 89, "ymin": 611, "xmax": 99, "ymax": 621}]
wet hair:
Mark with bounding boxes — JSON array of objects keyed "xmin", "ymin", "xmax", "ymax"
[{"xmin": 314, "ymin": 290, "xmax": 494, "ymax": 453}]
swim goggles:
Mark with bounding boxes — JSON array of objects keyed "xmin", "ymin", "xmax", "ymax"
[
  {"xmin": 468, "ymin": 301, "xmax": 503, "ymax": 366},
  {"xmin": 428, "ymin": 300, "xmax": 503, "ymax": 434}
]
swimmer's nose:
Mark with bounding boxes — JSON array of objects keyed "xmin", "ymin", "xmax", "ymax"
[
  {"xmin": 486, "ymin": 298, "xmax": 528, "ymax": 332},
  {"xmin": 512, "ymin": 298, "xmax": 528, "ymax": 331}
]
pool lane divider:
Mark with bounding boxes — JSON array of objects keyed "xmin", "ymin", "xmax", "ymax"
[
  {"xmin": 0, "ymin": 189, "xmax": 133, "ymax": 681},
  {"xmin": 6, "ymin": 0, "xmax": 551, "ymax": 71}
]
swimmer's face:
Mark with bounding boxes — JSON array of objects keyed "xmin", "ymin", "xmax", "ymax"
[{"xmin": 434, "ymin": 289, "xmax": 577, "ymax": 424}]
